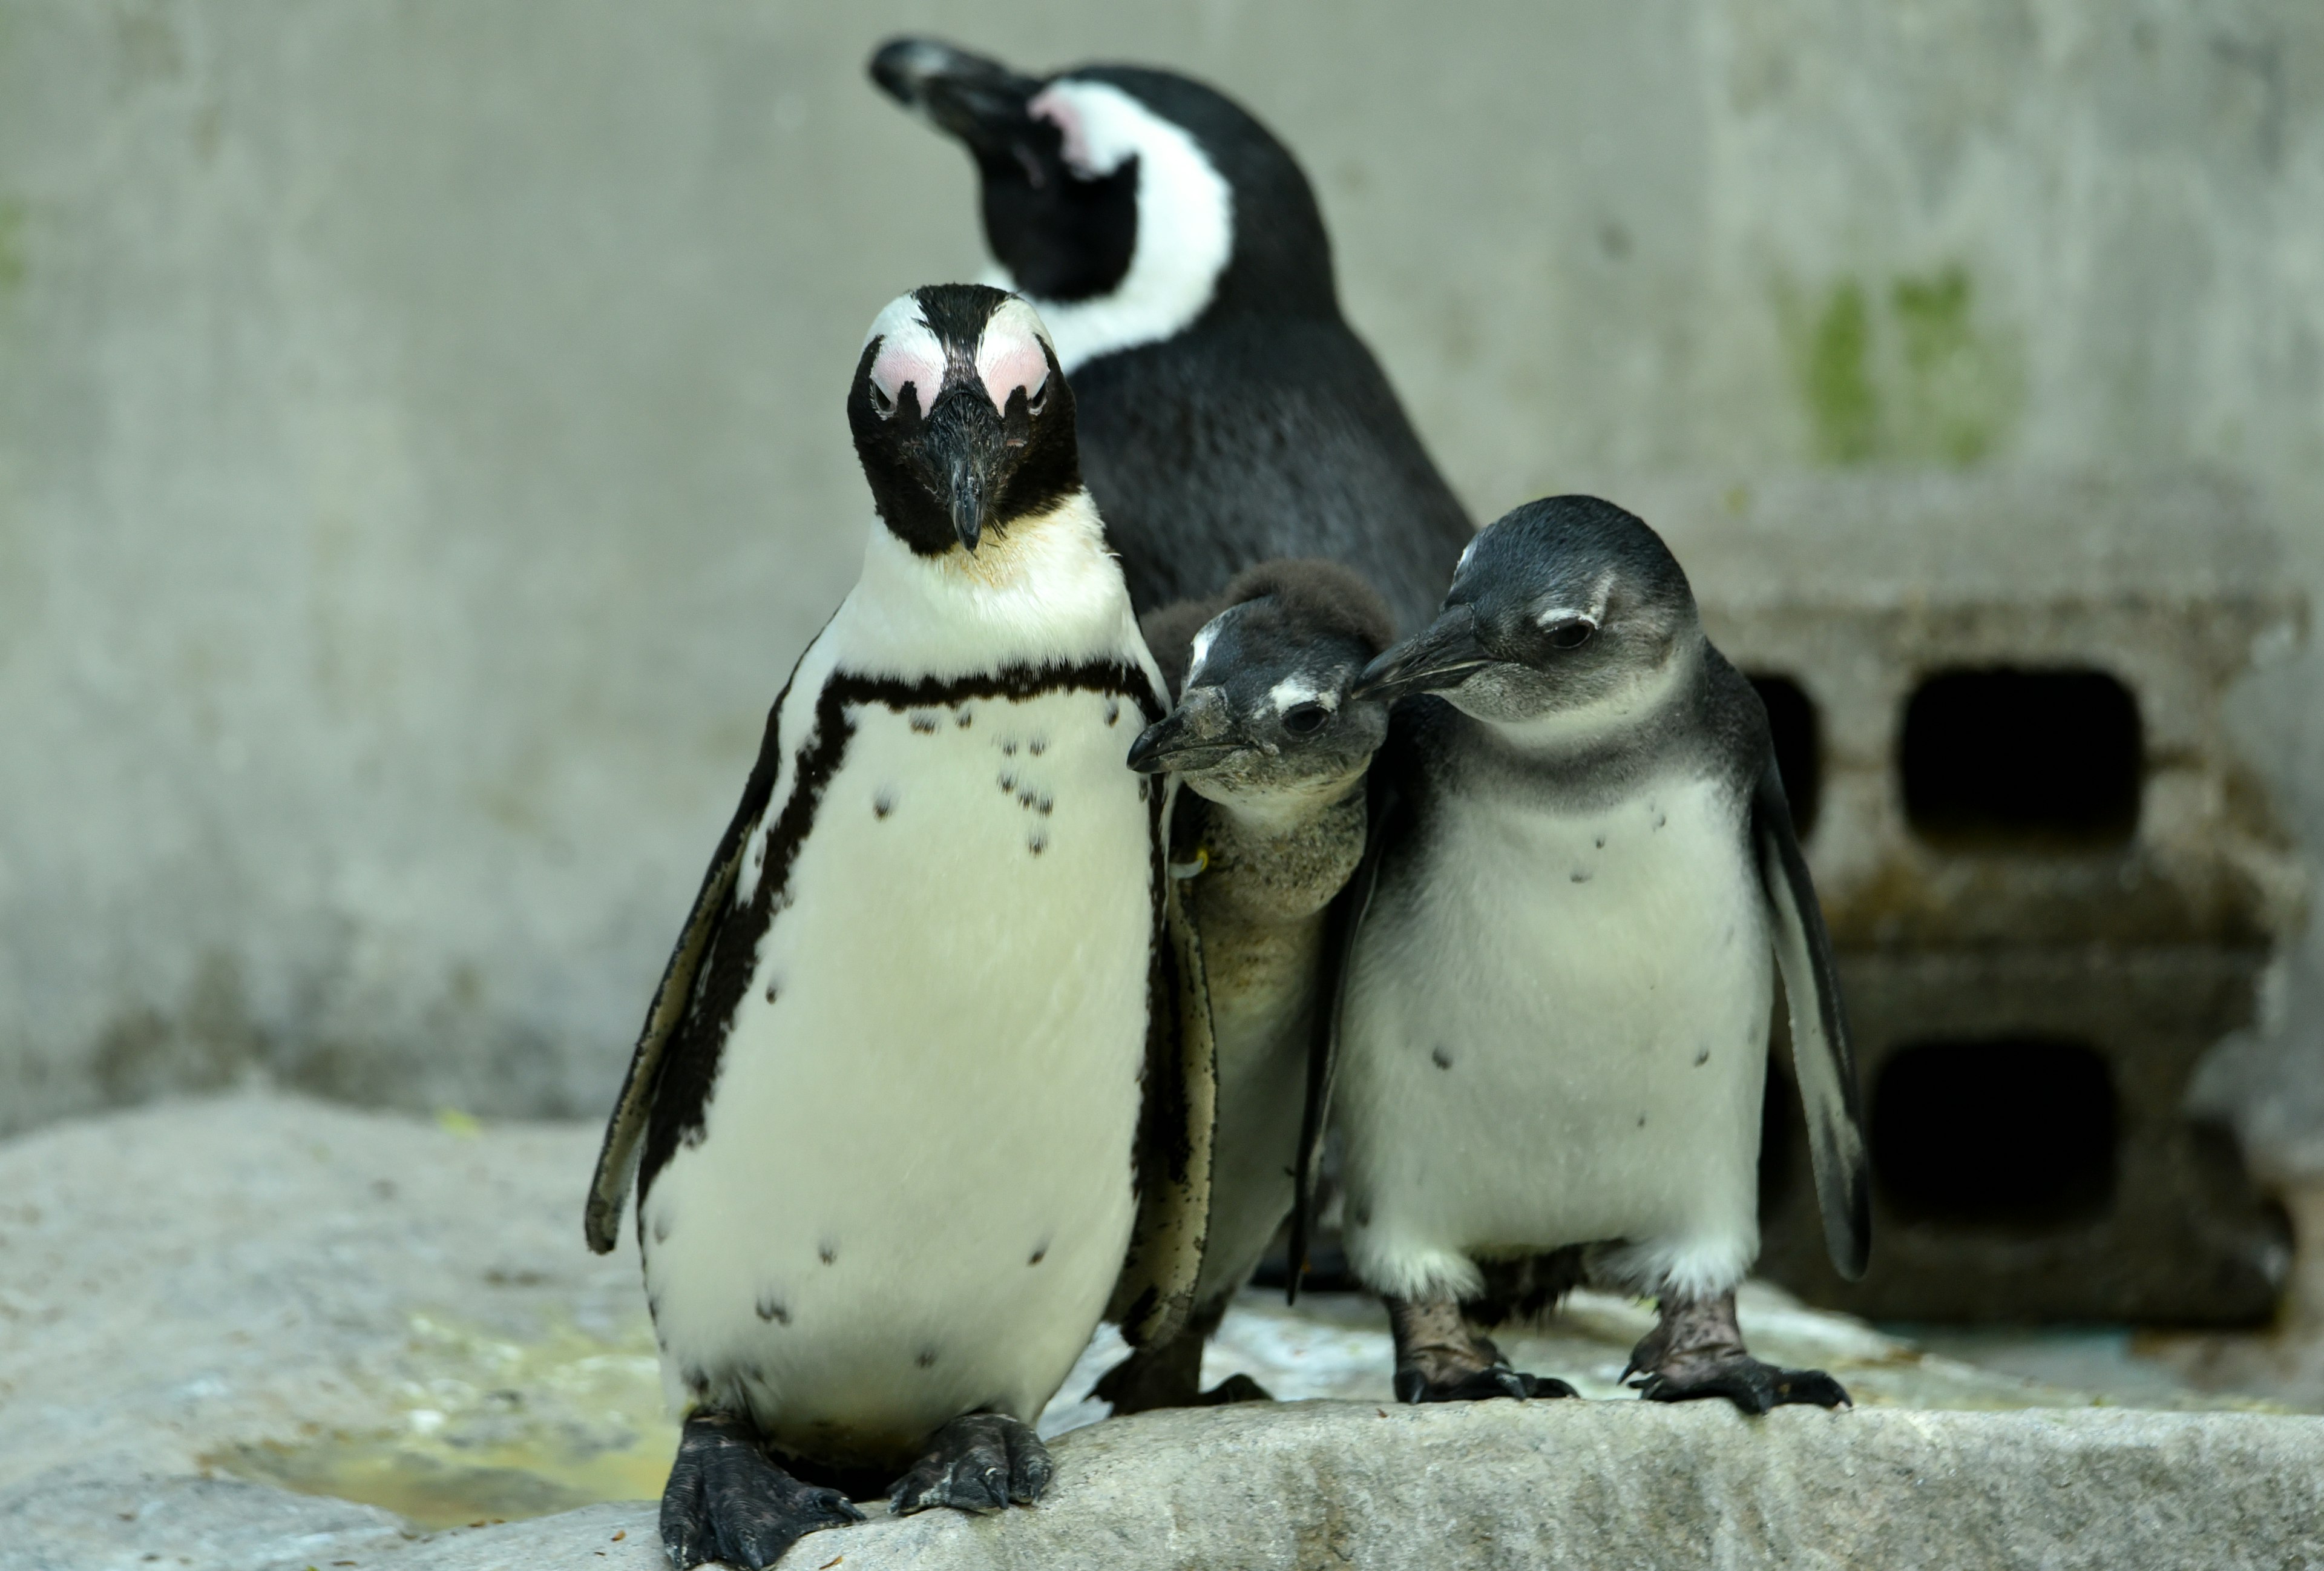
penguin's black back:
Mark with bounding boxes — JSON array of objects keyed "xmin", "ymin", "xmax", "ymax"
[{"xmin": 1074, "ymin": 316, "xmax": 1474, "ymax": 633}]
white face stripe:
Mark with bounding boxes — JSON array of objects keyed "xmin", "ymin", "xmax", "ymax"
[
  {"xmin": 863, "ymin": 294, "xmax": 944, "ymax": 418},
  {"xmin": 1009, "ymin": 80, "xmax": 1233, "ymax": 372},
  {"xmin": 974, "ymin": 297, "xmax": 1053, "ymax": 415},
  {"xmin": 1267, "ymin": 676, "xmax": 1332, "ymax": 713},
  {"xmin": 864, "ymin": 292, "xmax": 1057, "ymax": 418}
]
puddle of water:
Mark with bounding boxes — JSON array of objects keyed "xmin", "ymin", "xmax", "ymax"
[{"xmin": 207, "ymin": 1309, "xmax": 675, "ymax": 1529}]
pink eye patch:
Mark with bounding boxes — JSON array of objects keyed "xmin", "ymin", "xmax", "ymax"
[
  {"xmin": 870, "ymin": 336, "xmax": 947, "ymax": 416},
  {"xmin": 975, "ymin": 329, "xmax": 1050, "ymax": 415}
]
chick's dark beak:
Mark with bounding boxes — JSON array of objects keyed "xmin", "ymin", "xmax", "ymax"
[
  {"xmin": 1126, "ymin": 690, "xmax": 1239, "ymax": 774},
  {"xmin": 1354, "ymin": 606, "xmax": 1497, "ymax": 700},
  {"xmin": 868, "ymin": 38, "xmax": 1044, "ymax": 155}
]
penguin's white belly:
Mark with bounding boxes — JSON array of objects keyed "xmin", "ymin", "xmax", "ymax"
[
  {"xmin": 641, "ymin": 687, "xmax": 1152, "ymax": 1467},
  {"xmin": 1191, "ymin": 918, "xmax": 1321, "ymax": 1303},
  {"xmin": 1338, "ymin": 775, "xmax": 1770, "ymax": 1301}
]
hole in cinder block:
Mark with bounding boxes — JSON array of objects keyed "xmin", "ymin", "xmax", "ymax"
[
  {"xmin": 1900, "ymin": 668, "xmax": 2141, "ymax": 848},
  {"xmin": 1748, "ymin": 674, "xmax": 1821, "ymax": 837},
  {"xmin": 1871, "ymin": 1037, "xmax": 2118, "ymax": 1228}
]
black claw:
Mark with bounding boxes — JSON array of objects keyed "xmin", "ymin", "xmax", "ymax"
[
  {"xmin": 1632, "ymin": 1357, "xmax": 1851, "ymax": 1414},
  {"xmin": 891, "ymin": 1412, "xmax": 1052, "ymax": 1518},
  {"xmin": 1395, "ymin": 1365, "xmax": 1577, "ymax": 1404},
  {"xmin": 661, "ymin": 1412, "xmax": 863, "ymax": 1571},
  {"xmin": 1198, "ymin": 1373, "xmax": 1275, "ymax": 1406}
]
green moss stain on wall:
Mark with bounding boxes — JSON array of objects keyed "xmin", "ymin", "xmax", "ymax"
[
  {"xmin": 1801, "ymin": 280, "xmax": 1880, "ymax": 464},
  {"xmin": 1779, "ymin": 264, "xmax": 2022, "ymax": 468},
  {"xmin": 0, "ymin": 202, "xmax": 23, "ymax": 295}
]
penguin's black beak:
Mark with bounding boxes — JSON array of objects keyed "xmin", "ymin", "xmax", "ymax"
[
  {"xmin": 919, "ymin": 386, "xmax": 1008, "ymax": 553},
  {"xmin": 1354, "ymin": 607, "xmax": 1497, "ymax": 700},
  {"xmin": 1127, "ymin": 691, "xmax": 1241, "ymax": 774},
  {"xmin": 869, "ymin": 38, "xmax": 1044, "ymax": 157}
]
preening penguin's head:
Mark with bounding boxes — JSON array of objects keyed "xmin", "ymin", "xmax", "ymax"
[
  {"xmin": 869, "ymin": 38, "xmax": 1334, "ymax": 367},
  {"xmin": 1356, "ymin": 496, "xmax": 1701, "ymax": 728},
  {"xmin": 1128, "ymin": 561, "xmax": 1396, "ymax": 813},
  {"xmin": 849, "ymin": 284, "xmax": 1080, "ymax": 558}
]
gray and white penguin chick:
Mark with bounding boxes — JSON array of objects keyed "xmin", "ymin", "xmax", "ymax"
[
  {"xmin": 1312, "ymin": 495, "xmax": 1870, "ymax": 1414},
  {"xmin": 584, "ymin": 285, "xmax": 1209, "ymax": 1570},
  {"xmin": 1094, "ymin": 560, "xmax": 1396, "ymax": 1413}
]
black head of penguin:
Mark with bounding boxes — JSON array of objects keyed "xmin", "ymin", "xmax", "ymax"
[
  {"xmin": 848, "ymin": 283, "xmax": 1082, "ymax": 557},
  {"xmin": 1357, "ymin": 496, "xmax": 1701, "ymax": 726},
  {"xmin": 870, "ymin": 38, "xmax": 1336, "ymax": 321},
  {"xmin": 1128, "ymin": 559, "xmax": 1396, "ymax": 802}
]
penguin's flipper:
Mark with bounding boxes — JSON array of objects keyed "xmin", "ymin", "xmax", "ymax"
[
  {"xmin": 1751, "ymin": 760, "xmax": 1871, "ymax": 1281},
  {"xmin": 1288, "ymin": 765, "xmax": 1399, "ymax": 1303},
  {"xmin": 584, "ymin": 693, "xmax": 793, "ymax": 1254},
  {"xmin": 1108, "ymin": 776, "xmax": 1218, "ymax": 1349}
]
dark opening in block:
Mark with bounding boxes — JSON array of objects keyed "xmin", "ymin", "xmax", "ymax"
[
  {"xmin": 1900, "ymin": 668, "xmax": 2141, "ymax": 848},
  {"xmin": 1749, "ymin": 674, "xmax": 1820, "ymax": 837},
  {"xmin": 1871, "ymin": 1037, "xmax": 2118, "ymax": 1228}
]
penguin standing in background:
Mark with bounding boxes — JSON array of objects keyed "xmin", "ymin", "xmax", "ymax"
[
  {"xmin": 1314, "ymin": 495, "xmax": 1869, "ymax": 1412},
  {"xmin": 869, "ymin": 39, "xmax": 1474, "ymax": 631},
  {"xmin": 1094, "ymin": 561, "xmax": 1397, "ymax": 1412},
  {"xmin": 585, "ymin": 285, "xmax": 1212, "ymax": 1570}
]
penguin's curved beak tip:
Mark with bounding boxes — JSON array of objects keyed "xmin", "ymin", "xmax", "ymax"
[
  {"xmin": 1354, "ymin": 608, "xmax": 1496, "ymax": 700},
  {"xmin": 868, "ymin": 38, "xmax": 1040, "ymax": 140}
]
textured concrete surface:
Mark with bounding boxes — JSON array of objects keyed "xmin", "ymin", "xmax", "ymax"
[
  {"xmin": 5, "ymin": 2, "xmax": 2324, "ymax": 1200},
  {"xmin": 6, "ymin": 1093, "xmax": 2321, "ymax": 1570}
]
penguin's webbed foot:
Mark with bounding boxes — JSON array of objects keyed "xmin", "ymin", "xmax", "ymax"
[
  {"xmin": 1629, "ymin": 1355, "xmax": 1851, "ymax": 1413},
  {"xmin": 1624, "ymin": 1285, "xmax": 1851, "ymax": 1414},
  {"xmin": 889, "ymin": 1411, "xmax": 1052, "ymax": 1517},
  {"xmin": 1394, "ymin": 1365, "xmax": 1578, "ymax": 1403},
  {"xmin": 1092, "ymin": 1342, "xmax": 1273, "ymax": 1414},
  {"xmin": 661, "ymin": 1411, "xmax": 864, "ymax": 1570},
  {"xmin": 1198, "ymin": 1372, "xmax": 1275, "ymax": 1405},
  {"xmin": 1385, "ymin": 1293, "xmax": 1578, "ymax": 1405}
]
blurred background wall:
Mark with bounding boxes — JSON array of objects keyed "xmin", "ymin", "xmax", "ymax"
[{"xmin": 1, "ymin": 1, "xmax": 2320, "ymax": 1205}]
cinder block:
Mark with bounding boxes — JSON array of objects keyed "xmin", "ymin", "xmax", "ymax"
[{"xmin": 1636, "ymin": 472, "xmax": 2307, "ymax": 1323}]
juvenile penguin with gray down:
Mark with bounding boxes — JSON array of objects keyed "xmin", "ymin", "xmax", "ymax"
[
  {"xmin": 1307, "ymin": 495, "xmax": 1871, "ymax": 1413},
  {"xmin": 869, "ymin": 38, "xmax": 1474, "ymax": 630},
  {"xmin": 585, "ymin": 284, "xmax": 1210, "ymax": 1570},
  {"xmin": 1092, "ymin": 560, "xmax": 1397, "ymax": 1412}
]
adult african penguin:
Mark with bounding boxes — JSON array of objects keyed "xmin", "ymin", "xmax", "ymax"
[
  {"xmin": 585, "ymin": 284, "xmax": 1212, "ymax": 1570},
  {"xmin": 869, "ymin": 38, "xmax": 1474, "ymax": 631},
  {"xmin": 1306, "ymin": 495, "xmax": 1871, "ymax": 1412},
  {"xmin": 1091, "ymin": 560, "xmax": 1396, "ymax": 1413}
]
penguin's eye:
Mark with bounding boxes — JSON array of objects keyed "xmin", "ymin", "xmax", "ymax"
[
  {"xmin": 868, "ymin": 381, "xmax": 895, "ymax": 417},
  {"xmin": 1282, "ymin": 702, "xmax": 1330, "ymax": 736},
  {"xmin": 1545, "ymin": 619, "xmax": 1596, "ymax": 651}
]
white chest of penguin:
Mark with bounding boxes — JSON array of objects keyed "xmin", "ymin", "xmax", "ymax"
[
  {"xmin": 1338, "ymin": 771, "xmax": 1771, "ymax": 1286},
  {"xmin": 639, "ymin": 683, "xmax": 1152, "ymax": 1467}
]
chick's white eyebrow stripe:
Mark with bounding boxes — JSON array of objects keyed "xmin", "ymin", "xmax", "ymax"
[{"xmin": 1267, "ymin": 676, "xmax": 1331, "ymax": 712}]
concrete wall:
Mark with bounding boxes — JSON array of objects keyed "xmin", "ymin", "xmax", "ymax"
[{"xmin": 3, "ymin": 2, "xmax": 2322, "ymax": 1173}]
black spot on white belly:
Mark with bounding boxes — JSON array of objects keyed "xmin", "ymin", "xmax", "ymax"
[
  {"xmin": 1695, "ymin": 1046, "xmax": 1712, "ymax": 1067},
  {"xmin": 1029, "ymin": 1241, "xmax": 1048, "ymax": 1266},
  {"xmin": 1654, "ymin": 812, "xmax": 1667, "ymax": 829},
  {"xmin": 910, "ymin": 713, "xmax": 939, "ymax": 734},
  {"xmin": 1595, "ymin": 834, "xmax": 1607, "ymax": 849},
  {"xmin": 1028, "ymin": 735, "xmax": 1047, "ymax": 756},
  {"xmin": 1105, "ymin": 700, "xmax": 1120, "ymax": 726},
  {"xmin": 818, "ymin": 1240, "xmax": 838, "ymax": 1265},
  {"xmin": 1431, "ymin": 1046, "xmax": 1453, "ymax": 1070},
  {"xmin": 1017, "ymin": 786, "xmax": 1039, "ymax": 808},
  {"xmin": 916, "ymin": 1348, "xmax": 938, "ymax": 1369},
  {"xmin": 955, "ymin": 709, "xmax": 973, "ymax": 728},
  {"xmin": 1002, "ymin": 739, "xmax": 1019, "ymax": 756},
  {"xmin": 764, "ymin": 980, "xmax": 780, "ymax": 1004},
  {"xmin": 654, "ymin": 1215, "xmax": 670, "ymax": 1244},
  {"xmin": 999, "ymin": 771, "xmax": 1017, "ymax": 792},
  {"xmin": 756, "ymin": 1294, "xmax": 790, "ymax": 1325},
  {"xmin": 1028, "ymin": 831, "xmax": 1046, "ymax": 855},
  {"xmin": 1636, "ymin": 1115, "xmax": 1648, "ymax": 1127},
  {"xmin": 1571, "ymin": 868, "xmax": 1592, "ymax": 883},
  {"xmin": 874, "ymin": 790, "xmax": 895, "ymax": 819}
]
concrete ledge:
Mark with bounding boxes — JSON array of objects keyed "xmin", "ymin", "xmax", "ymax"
[{"xmin": 348, "ymin": 1399, "xmax": 2324, "ymax": 1570}]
